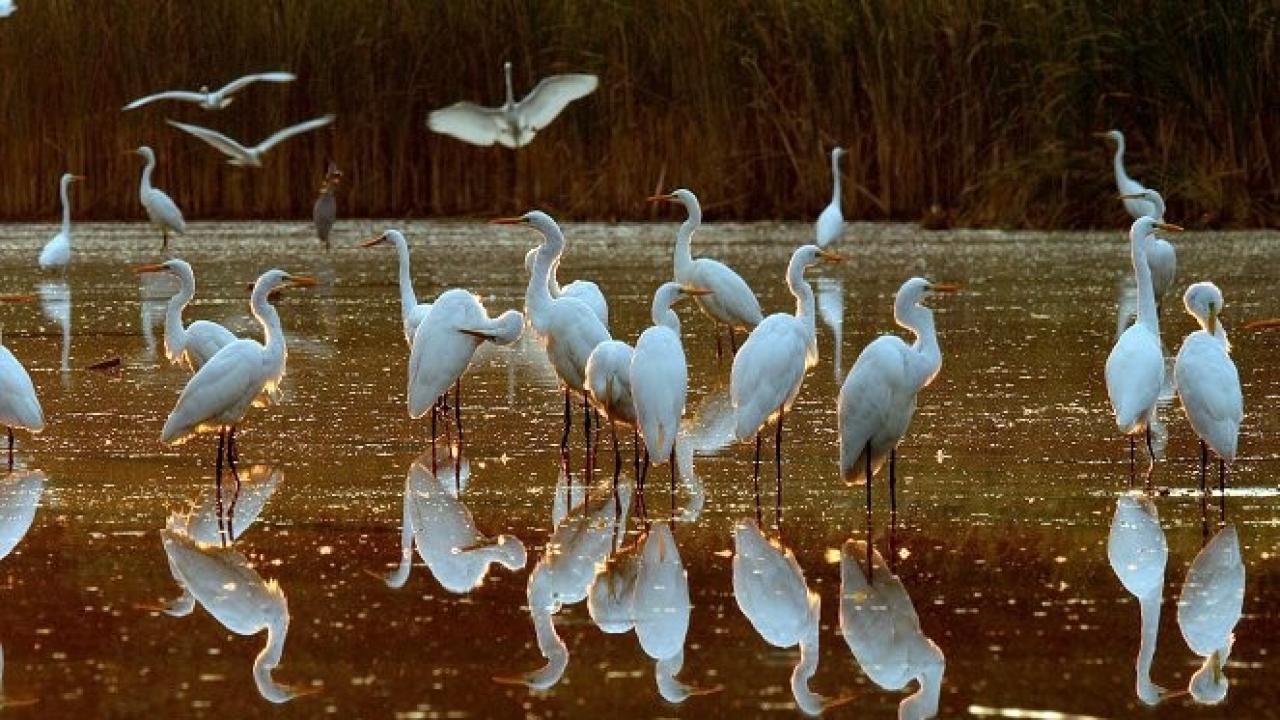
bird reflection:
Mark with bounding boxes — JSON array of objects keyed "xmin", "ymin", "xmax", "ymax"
[
  {"xmin": 1107, "ymin": 492, "xmax": 1175, "ymax": 705},
  {"xmin": 732, "ymin": 518, "xmax": 845, "ymax": 715},
  {"xmin": 172, "ymin": 464, "xmax": 282, "ymax": 552},
  {"xmin": 817, "ymin": 275, "xmax": 843, "ymax": 381},
  {"xmin": 138, "ymin": 271, "xmax": 170, "ymax": 358},
  {"xmin": 1177, "ymin": 520, "xmax": 1244, "ymax": 705},
  {"xmin": 380, "ymin": 455, "xmax": 527, "ymax": 593},
  {"xmin": 37, "ymin": 281, "xmax": 70, "ymax": 374},
  {"xmin": 840, "ymin": 536, "xmax": 945, "ymax": 719},
  {"xmin": 0, "ymin": 470, "xmax": 43, "ymax": 708},
  {"xmin": 499, "ymin": 476, "xmax": 631, "ymax": 690}
]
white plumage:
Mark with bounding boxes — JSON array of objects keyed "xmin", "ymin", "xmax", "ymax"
[
  {"xmin": 124, "ymin": 71, "xmax": 296, "ymax": 111},
  {"xmin": 38, "ymin": 173, "xmax": 84, "ymax": 271},
  {"xmin": 359, "ymin": 229, "xmax": 432, "ymax": 346},
  {"xmin": 1107, "ymin": 492, "xmax": 1174, "ymax": 706},
  {"xmin": 1177, "ymin": 524, "xmax": 1244, "ymax": 705},
  {"xmin": 816, "ymin": 146, "xmax": 847, "ymax": 248},
  {"xmin": 133, "ymin": 146, "xmax": 186, "ymax": 248},
  {"xmin": 1174, "ymin": 282, "xmax": 1242, "ymax": 469},
  {"xmin": 1118, "ymin": 187, "xmax": 1177, "ymax": 305},
  {"xmin": 0, "ymin": 470, "xmax": 43, "ymax": 560},
  {"xmin": 0, "ymin": 330, "xmax": 44, "ymax": 464},
  {"xmin": 631, "ymin": 282, "xmax": 699, "ymax": 464},
  {"xmin": 167, "ymin": 115, "xmax": 334, "ymax": 167},
  {"xmin": 1097, "ymin": 129, "xmax": 1158, "ymax": 219},
  {"xmin": 428, "ymin": 61, "xmax": 597, "ymax": 149},
  {"xmin": 584, "ymin": 340, "xmax": 637, "ymax": 428},
  {"xmin": 134, "ymin": 259, "xmax": 236, "ymax": 372},
  {"xmin": 523, "ymin": 247, "xmax": 609, "ymax": 328}
]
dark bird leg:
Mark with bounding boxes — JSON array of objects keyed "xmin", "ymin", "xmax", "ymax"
[
  {"xmin": 729, "ymin": 327, "xmax": 739, "ymax": 354},
  {"xmin": 774, "ymin": 410, "xmax": 784, "ymax": 528},
  {"xmin": 1219, "ymin": 458, "xmax": 1227, "ymax": 520},
  {"xmin": 226, "ymin": 427, "xmax": 241, "ymax": 541},
  {"xmin": 752, "ymin": 432, "xmax": 763, "ymax": 525},
  {"xmin": 1144, "ymin": 425, "xmax": 1156, "ymax": 488},
  {"xmin": 633, "ymin": 428, "xmax": 640, "ymax": 481},
  {"xmin": 670, "ymin": 448, "xmax": 677, "ymax": 517},
  {"xmin": 214, "ymin": 429, "xmax": 227, "ymax": 547},
  {"xmin": 561, "ymin": 389, "xmax": 572, "ymax": 484},
  {"xmin": 611, "ymin": 424, "xmax": 622, "ymax": 480},
  {"xmin": 1199, "ymin": 440, "xmax": 1208, "ymax": 495},
  {"xmin": 454, "ymin": 378, "xmax": 464, "ymax": 492},
  {"xmin": 865, "ymin": 442, "xmax": 873, "ymax": 518},
  {"xmin": 7, "ymin": 427, "xmax": 12, "ymax": 470},
  {"xmin": 889, "ymin": 449, "xmax": 898, "ymax": 517}
]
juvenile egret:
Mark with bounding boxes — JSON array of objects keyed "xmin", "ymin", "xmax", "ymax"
[
  {"xmin": 1105, "ymin": 217, "xmax": 1184, "ymax": 479},
  {"xmin": 494, "ymin": 212, "xmax": 611, "ymax": 472},
  {"xmin": 523, "ymin": 247, "xmax": 609, "ymax": 328},
  {"xmin": 1177, "ymin": 524, "xmax": 1244, "ymax": 705},
  {"xmin": 1173, "ymin": 282, "xmax": 1242, "ymax": 495},
  {"xmin": 0, "ymin": 297, "xmax": 44, "ymax": 468},
  {"xmin": 838, "ymin": 278, "xmax": 957, "ymax": 512},
  {"xmin": 816, "ymin": 147, "xmax": 847, "ymax": 248},
  {"xmin": 650, "ymin": 189, "xmax": 764, "ymax": 357},
  {"xmin": 132, "ymin": 146, "xmax": 185, "ymax": 249},
  {"xmin": 428, "ymin": 61, "xmax": 597, "ymax": 149},
  {"xmin": 167, "ymin": 115, "xmax": 334, "ymax": 167},
  {"xmin": 133, "ymin": 259, "xmax": 236, "ymax": 372},
  {"xmin": 1119, "ymin": 189, "xmax": 1177, "ymax": 308},
  {"xmin": 632, "ymin": 282, "xmax": 708, "ymax": 498},
  {"xmin": 161, "ymin": 270, "xmax": 315, "ymax": 491},
  {"xmin": 123, "ymin": 71, "xmax": 296, "ymax": 111},
  {"xmin": 1107, "ymin": 493, "xmax": 1176, "ymax": 706},
  {"xmin": 1096, "ymin": 130, "xmax": 1157, "ymax": 219},
  {"xmin": 358, "ymin": 229, "xmax": 432, "ymax": 346},
  {"xmin": 731, "ymin": 245, "xmax": 843, "ymax": 515},
  {"xmin": 313, "ymin": 162, "xmax": 341, "ymax": 247},
  {"xmin": 37, "ymin": 173, "xmax": 85, "ymax": 271}
]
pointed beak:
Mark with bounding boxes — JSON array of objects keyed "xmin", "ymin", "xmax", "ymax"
[
  {"xmin": 647, "ymin": 193, "xmax": 677, "ymax": 204},
  {"xmin": 817, "ymin": 249, "xmax": 846, "ymax": 263},
  {"xmin": 1118, "ymin": 193, "xmax": 1144, "ymax": 200},
  {"xmin": 0, "ymin": 293, "xmax": 36, "ymax": 304},
  {"xmin": 1093, "ymin": 131, "xmax": 1111, "ymax": 139},
  {"xmin": 929, "ymin": 282, "xmax": 962, "ymax": 293},
  {"xmin": 72, "ymin": 175, "xmax": 86, "ymax": 182},
  {"xmin": 357, "ymin": 234, "xmax": 385, "ymax": 248},
  {"xmin": 285, "ymin": 275, "xmax": 319, "ymax": 288},
  {"xmin": 1208, "ymin": 304, "xmax": 1218, "ymax": 336},
  {"xmin": 681, "ymin": 286, "xmax": 713, "ymax": 296},
  {"xmin": 132, "ymin": 263, "xmax": 167, "ymax": 274},
  {"xmin": 1156, "ymin": 222, "xmax": 1184, "ymax": 232},
  {"xmin": 489, "ymin": 217, "xmax": 525, "ymax": 225},
  {"xmin": 1243, "ymin": 318, "xmax": 1280, "ymax": 330}
]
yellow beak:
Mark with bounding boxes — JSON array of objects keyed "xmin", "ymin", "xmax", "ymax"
[
  {"xmin": 0, "ymin": 293, "xmax": 36, "ymax": 304},
  {"xmin": 1156, "ymin": 222, "xmax": 1184, "ymax": 232},
  {"xmin": 286, "ymin": 275, "xmax": 319, "ymax": 288},
  {"xmin": 357, "ymin": 234, "xmax": 385, "ymax": 248},
  {"xmin": 132, "ymin": 263, "xmax": 168, "ymax": 274},
  {"xmin": 817, "ymin": 249, "xmax": 846, "ymax": 263},
  {"xmin": 681, "ymin": 286, "xmax": 713, "ymax": 296},
  {"xmin": 647, "ymin": 193, "xmax": 677, "ymax": 204},
  {"xmin": 489, "ymin": 217, "xmax": 526, "ymax": 225},
  {"xmin": 929, "ymin": 282, "xmax": 962, "ymax": 292}
]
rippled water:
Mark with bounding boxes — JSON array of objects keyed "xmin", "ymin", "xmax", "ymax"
[{"xmin": 0, "ymin": 220, "xmax": 1276, "ymax": 718}]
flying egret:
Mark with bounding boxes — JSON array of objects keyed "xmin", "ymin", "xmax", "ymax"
[
  {"xmin": 1105, "ymin": 217, "xmax": 1184, "ymax": 479},
  {"xmin": 37, "ymin": 173, "xmax": 85, "ymax": 271},
  {"xmin": 1173, "ymin": 282, "xmax": 1242, "ymax": 496},
  {"xmin": 838, "ymin": 278, "xmax": 958, "ymax": 514},
  {"xmin": 428, "ymin": 61, "xmax": 597, "ymax": 149},
  {"xmin": 494, "ymin": 212, "xmax": 611, "ymax": 474},
  {"xmin": 731, "ymin": 245, "xmax": 843, "ymax": 517},
  {"xmin": 0, "ymin": 296, "xmax": 44, "ymax": 469},
  {"xmin": 167, "ymin": 115, "xmax": 334, "ymax": 167},
  {"xmin": 313, "ymin": 162, "xmax": 341, "ymax": 248},
  {"xmin": 133, "ymin": 259, "xmax": 236, "ymax": 372},
  {"xmin": 1096, "ymin": 129, "xmax": 1158, "ymax": 219},
  {"xmin": 1177, "ymin": 523, "xmax": 1244, "ymax": 705},
  {"xmin": 523, "ymin": 247, "xmax": 608, "ymax": 328},
  {"xmin": 650, "ymin": 189, "xmax": 764, "ymax": 357},
  {"xmin": 1107, "ymin": 493, "xmax": 1177, "ymax": 706},
  {"xmin": 816, "ymin": 147, "xmax": 847, "ymax": 248},
  {"xmin": 132, "ymin": 146, "xmax": 185, "ymax": 249},
  {"xmin": 1119, "ymin": 189, "xmax": 1177, "ymax": 309},
  {"xmin": 123, "ymin": 71, "xmax": 296, "ymax": 111}
]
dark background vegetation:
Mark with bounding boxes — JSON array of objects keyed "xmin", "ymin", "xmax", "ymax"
[{"xmin": 0, "ymin": 0, "xmax": 1275, "ymax": 227}]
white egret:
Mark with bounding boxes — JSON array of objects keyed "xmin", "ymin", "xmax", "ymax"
[
  {"xmin": 523, "ymin": 247, "xmax": 609, "ymax": 328},
  {"xmin": 1177, "ymin": 524, "xmax": 1244, "ymax": 705},
  {"xmin": 133, "ymin": 259, "xmax": 236, "ymax": 372},
  {"xmin": 584, "ymin": 339, "xmax": 637, "ymax": 462},
  {"xmin": 1173, "ymin": 282, "xmax": 1242, "ymax": 495},
  {"xmin": 840, "ymin": 539, "xmax": 945, "ymax": 720},
  {"xmin": 0, "ymin": 297, "xmax": 44, "ymax": 468},
  {"xmin": 731, "ymin": 244, "xmax": 843, "ymax": 516},
  {"xmin": 0, "ymin": 1, "xmax": 14, "ymax": 18},
  {"xmin": 313, "ymin": 162, "xmax": 341, "ymax": 247},
  {"xmin": 650, "ymin": 189, "xmax": 764, "ymax": 357},
  {"xmin": 132, "ymin": 146, "xmax": 186, "ymax": 249},
  {"xmin": 358, "ymin": 229, "xmax": 432, "ymax": 346},
  {"xmin": 428, "ymin": 61, "xmax": 597, "ymax": 149},
  {"xmin": 1105, "ymin": 217, "xmax": 1183, "ymax": 479},
  {"xmin": 1096, "ymin": 129, "xmax": 1157, "ymax": 219},
  {"xmin": 839, "ymin": 277, "xmax": 957, "ymax": 514},
  {"xmin": 37, "ymin": 173, "xmax": 84, "ymax": 271},
  {"xmin": 123, "ymin": 71, "xmax": 296, "ymax": 111},
  {"xmin": 1119, "ymin": 189, "xmax": 1177, "ymax": 308},
  {"xmin": 494, "ymin": 211, "xmax": 611, "ymax": 473},
  {"xmin": 816, "ymin": 146, "xmax": 847, "ymax": 248},
  {"xmin": 167, "ymin": 115, "xmax": 334, "ymax": 167},
  {"xmin": 0, "ymin": 470, "xmax": 43, "ymax": 561},
  {"xmin": 1107, "ymin": 493, "xmax": 1176, "ymax": 706}
]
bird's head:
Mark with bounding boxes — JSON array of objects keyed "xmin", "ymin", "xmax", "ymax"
[
  {"xmin": 1183, "ymin": 282, "xmax": 1224, "ymax": 335},
  {"xmin": 357, "ymin": 229, "xmax": 405, "ymax": 250},
  {"xmin": 1130, "ymin": 216, "xmax": 1182, "ymax": 243},
  {"xmin": 132, "ymin": 258, "xmax": 190, "ymax": 279},
  {"xmin": 60, "ymin": 173, "xmax": 85, "ymax": 188},
  {"xmin": 789, "ymin": 244, "xmax": 845, "ymax": 275},
  {"xmin": 647, "ymin": 188, "xmax": 698, "ymax": 212},
  {"xmin": 490, "ymin": 210, "xmax": 559, "ymax": 237},
  {"xmin": 131, "ymin": 145, "xmax": 155, "ymax": 162},
  {"xmin": 1188, "ymin": 645, "xmax": 1231, "ymax": 705},
  {"xmin": 833, "ymin": 146, "xmax": 847, "ymax": 159},
  {"xmin": 898, "ymin": 277, "xmax": 960, "ymax": 308},
  {"xmin": 253, "ymin": 269, "xmax": 318, "ymax": 297},
  {"xmin": 1094, "ymin": 129, "xmax": 1124, "ymax": 143}
]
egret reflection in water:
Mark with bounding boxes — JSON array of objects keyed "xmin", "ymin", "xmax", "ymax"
[
  {"xmin": 1178, "ymin": 521, "xmax": 1245, "ymax": 705},
  {"xmin": 1107, "ymin": 492, "xmax": 1174, "ymax": 705},
  {"xmin": 37, "ymin": 280, "xmax": 70, "ymax": 374},
  {"xmin": 0, "ymin": 470, "xmax": 44, "ymax": 710}
]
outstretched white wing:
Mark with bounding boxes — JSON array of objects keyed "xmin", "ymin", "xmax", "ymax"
[
  {"xmin": 124, "ymin": 90, "xmax": 207, "ymax": 111},
  {"xmin": 166, "ymin": 119, "xmax": 255, "ymax": 161},
  {"xmin": 217, "ymin": 71, "xmax": 297, "ymax": 96},
  {"xmin": 254, "ymin": 114, "xmax": 335, "ymax": 154},
  {"xmin": 517, "ymin": 74, "xmax": 598, "ymax": 130},
  {"xmin": 427, "ymin": 101, "xmax": 507, "ymax": 146}
]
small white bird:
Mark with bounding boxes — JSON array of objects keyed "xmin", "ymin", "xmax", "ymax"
[
  {"xmin": 167, "ymin": 115, "xmax": 335, "ymax": 167},
  {"xmin": 1096, "ymin": 129, "xmax": 1158, "ymax": 219},
  {"xmin": 1177, "ymin": 523, "xmax": 1245, "ymax": 705},
  {"xmin": 1107, "ymin": 492, "xmax": 1176, "ymax": 706},
  {"xmin": 839, "ymin": 277, "xmax": 958, "ymax": 513},
  {"xmin": 1173, "ymin": 282, "xmax": 1242, "ymax": 494},
  {"xmin": 428, "ymin": 61, "xmax": 597, "ymax": 149},
  {"xmin": 1105, "ymin": 217, "xmax": 1184, "ymax": 478},
  {"xmin": 816, "ymin": 146, "xmax": 847, "ymax": 248},
  {"xmin": 38, "ymin": 173, "xmax": 85, "ymax": 271},
  {"xmin": 132, "ymin": 146, "xmax": 186, "ymax": 249},
  {"xmin": 0, "ymin": 1, "xmax": 16, "ymax": 18},
  {"xmin": 0, "ymin": 297, "xmax": 44, "ymax": 468},
  {"xmin": 650, "ymin": 189, "xmax": 764, "ymax": 357},
  {"xmin": 523, "ymin": 247, "xmax": 609, "ymax": 328},
  {"xmin": 123, "ymin": 71, "xmax": 296, "ymax": 111},
  {"xmin": 358, "ymin": 229, "xmax": 433, "ymax": 346},
  {"xmin": 1120, "ymin": 188, "xmax": 1177, "ymax": 309},
  {"xmin": 133, "ymin": 259, "xmax": 236, "ymax": 372}
]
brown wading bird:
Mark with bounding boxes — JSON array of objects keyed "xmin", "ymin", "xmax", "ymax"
[{"xmin": 313, "ymin": 162, "xmax": 341, "ymax": 248}]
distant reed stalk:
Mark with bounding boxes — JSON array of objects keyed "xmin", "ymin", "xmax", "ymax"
[{"xmin": 0, "ymin": 0, "xmax": 1273, "ymax": 227}]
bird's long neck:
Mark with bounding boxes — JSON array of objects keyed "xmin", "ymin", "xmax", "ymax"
[
  {"xmin": 384, "ymin": 477, "xmax": 416, "ymax": 589},
  {"xmin": 652, "ymin": 290, "xmax": 682, "ymax": 335},
  {"xmin": 674, "ymin": 203, "xmax": 699, "ymax": 278},
  {"xmin": 253, "ymin": 609, "xmax": 294, "ymax": 703},
  {"xmin": 790, "ymin": 593, "xmax": 824, "ymax": 716},
  {"xmin": 1112, "ymin": 136, "xmax": 1132, "ymax": 189},
  {"xmin": 140, "ymin": 155, "xmax": 155, "ymax": 195},
  {"xmin": 251, "ymin": 283, "xmax": 287, "ymax": 375},
  {"xmin": 1132, "ymin": 231, "xmax": 1159, "ymax": 333},
  {"xmin": 546, "ymin": 256, "xmax": 564, "ymax": 298},
  {"xmin": 829, "ymin": 151, "xmax": 842, "ymax": 206},
  {"xmin": 787, "ymin": 257, "xmax": 817, "ymax": 344},
  {"xmin": 59, "ymin": 179, "xmax": 73, "ymax": 235},
  {"xmin": 1135, "ymin": 590, "xmax": 1166, "ymax": 705},
  {"xmin": 163, "ymin": 273, "xmax": 196, "ymax": 362},
  {"xmin": 504, "ymin": 64, "xmax": 516, "ymax": 107},
  {"xmin": 897, "ymin": 302, "xmax": 941, "ymax": 389},
  {"xmin": 527, "ymin": 227, "xmax": 565, "ymax": 322},
  {"xmin": 391, "ymin": 236, "xmax": 419, "ymax": 324},
  {"xmin": 902, "ymin": 645, "xmax": 945, "ymax": 720}
]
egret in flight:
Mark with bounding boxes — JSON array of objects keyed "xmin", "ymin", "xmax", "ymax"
[
  {"xmin": 816, "ymin": 147, "xmax": 847, "ymax": 248},
  {"xmin": 1096, "ymin": 129, "xmax": 1158, "ymax": 219},
  {"xmin": 123, "ymin": 71, "xmax": 296, "ymax": 111},
  {"xmin": 1105, "ymin": 217, "xmax": 1183, "ymax": 480},
  {"xmin": 428, "ymin": 61, "xmax": 597, "ymax": 148},
  {"xmin": 167, "ymin": 115, "xmax": 334, "ymax": 167},
  {"xmin": 0, "ymin": 295, "xmax": 44, "ymax": 469},
  {"xmin": 133, "ymin": 259, "xmax": 235, "ymax": 372},
  {"xmin": 1173, "ymin": 282, "xmax": 1242, "ymax": 496},
  {"xmin": 731, "ymin": 245, "xmax": 843, "ymax": 517},
  {"xmin": 132, "ymin": 146, "xmax": 186, "ymax": 249},
  {"xmin": 1120, "ymin": 189, "xmax": 1177, "ymax": 309},
  {"xmin": 0, "ymin": 1, "xmax": 14, "ymax": 18},
  {"xmin": 313, "ymin": 162, "xmax": 341, "ymax": 248},
  {"xmin": 650, "ymin": 189, "xmax": 763, "ymax": 358},
  {"xmin": 38, "ymin": 173, "xmax": 85, "ymax": 271},
  {"xmin": 839, "ymin": 278, "xmax": 958, "ymax": 515}
]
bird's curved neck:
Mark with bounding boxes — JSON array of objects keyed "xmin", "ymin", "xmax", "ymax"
[
  {"xmin": 790, "ymin": 598, "xmax": 824, "ymax": 716},
  {"xmin": 140, "ymin": 155, "xmax": 155, "ymax": 194},
  {"xmin": 164, "ymin": 274, "xmax": 196, "ymax": 361},
  {"xmin": 251, "ymin": 284, "xmax": 287, "ymax": 372},
  {"xmin": 896, "ymin": 302, "xmax": 941, "ymax": 388},
  {"xmin": 1135, "ymin": 590, "xmax": 1165, "ymax": 704},
  {"xmin": 527, "ymin": 228, "xmax": 565, "ymax": 320},
  {"xmin": 59, "ymin": 180, "xmax": 73, "ymax": 235},
  {"xmin": 252, "ymin": 610, "xmax": 293, "ymax": 703},
  {"xmin": 546, "ymin": 257, "xmax": 564, "ymax": 298},
  {"xmin": 1132, "ymin": 231, "xmax": 1159, "ymax": 333},
  {"xmin": 504, "ymin": 64, "xmax": 516, "ymax": 107},
  {"xmin": 829, "ymin": 152, "xmax": 843, "ymax": 206},
  {"xmin": 384, "ymin": 478, "xmax": 417, "ymax": 589},
  {"xmin": 652, "ymin": 292, "xmax": 681, "ymax": 335},
  {"xmin": 787, "ymin": 258, "xmax": 817, "ymax": 343},
  {"xmin": 389, "ymin": 237, "xmax": 419, "ymax": 323},
  {"xmin": 524, "ymin": 605, "xmax": 569, "ymax": 689},
  {"xmin": 1112, "ymin": 136, "xmax": 1132, "ymax": 187},
  {"xmin": 674, "ymin": 203, "xmax": 699, "ymax": 277}
]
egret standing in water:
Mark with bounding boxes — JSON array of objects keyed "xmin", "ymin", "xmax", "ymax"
[
  {"xmin": 731, "ymin": 245, "xmax": 843, "ymax": 519},
  {"xmin": 132, "ymin": 146, "xmax": 186, "ymax": 249},
  {"xmin": 1096, "ymin": 129, "xmax": 1157, "ymax": 219},
  {"xmin": 650, "ymin": 189, "xmax": 763, "ymax": 358},
  {"xmin": 1173, "ymin": 282, "xmax": 1242, "ymax": 497},
  {"xmin": 1120, "ymin": 189, "xmax": 1177, "ymax": 310},
  {"xmin": 839, "ymin": 278, "xmax": 958, "ymax": 515},
  {"xmin": 428, "ymin": 61, "xmax": 598, "ymax": 149},
  {"xmin": 133, "ymin": 259, "xmax": 235, "ymax": 372},
  {"xmin": 38, "ymin": 173, "xmax": 85, "ymax": 272},
  {"xmin": 0, "ymin": 295, "xmax": 44, "ymax": 469},
  {"xmin": 816, "ymin": 147, "xmax": 846, "ymax": 248},
  {"xmin": 313, "ymin": 162, "xmax": 341, "ymax": 248},
  {"xmin": 1105, "ymin": 217, "xmax": 1183, "ymax": 480}
]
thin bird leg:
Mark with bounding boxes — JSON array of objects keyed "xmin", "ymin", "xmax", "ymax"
[
  {"xmin": 214, "ymin": 429, "xmax": 227, "ymax": 547},
  {"xmin": 1219, "ymin": 458, "xmax": 1227, "ymax": 520},
  {"xmin": 752, "ymin": 432, "xmax": 763, "ymax": 525},
  {"xmin": 454, "ymin": 378, "xmax": 464, "ymax": 492},
  {"xmin": 670, "ymin": 448, "xmax": 677, "ymax": 518},
  {"xmin": 431, "ymin": 400, "xmax": 438, "ymax": 476},
  {"xmin": 6, "ymin": 427, "xmax": 12, "ymax": 470},
  {"xmin": 889, "ymin": 449, "xmax": 898, "ymax": 517},
  {"xmin": 633, "ymin": 428, "xmax": 640, "ymax": 481},
  {"xmin": 864, "ymin": 442, "xmax": 873, "ymax": 518},
  {"xmin": 1199, "ymin": 440, "xmax": 1208, "ymax": 495},
  {"xmin": 611, "ymin": 423, "xmax": 622, "ymax": 479},
  {"xmin": 774, "ymin": 409, "xmax": 784, "ymax": 529},
  {"xmin": 1144, "ymin": 425, "xmax": 1156, "ymax": 488},
  {"xmin": 584, "ymin": 397, "xmax": 594, "ymax": 488},
  {"xmin": 162, "ymin": 229, "xmax": 168, "ymax": 251},
  {"xmin": 715, "ymin": 332, "xmax": 723, "ymax": 362},
  {"xmin": 227, "ymin": 427, "xmax": 240, "ymax": 479},
  {"xmin": 1128, "ymin": 436, "xmax": 1136, "ymax": 486},
  {"xmin": 729, "ymin": 327, "xmax": 738, "ymax": 353},
  {"xmin": 561, "ymin": 389, "xmax": 572, "ymax": 483}
]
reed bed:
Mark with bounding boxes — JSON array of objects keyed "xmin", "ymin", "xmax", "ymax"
[{"xmin": 0, "ymin": 0, "xmax": 1274, "ymax": 227}]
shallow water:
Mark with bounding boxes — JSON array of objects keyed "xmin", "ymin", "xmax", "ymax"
[{"xmin": 0, "ymin": 220, "xmax": 1276, "ymax": 718}]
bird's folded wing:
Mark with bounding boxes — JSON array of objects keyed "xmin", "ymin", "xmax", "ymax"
[
  {"xmin": 518, "ymin": 74, "xmax": 598, "ymax": 130},
  {"xmin": 123, "ymin": 91, "xmax": 206, "ymax": 111},
  {"xmin": 427, "ymin": 102, "xmax": 507, "ymax": 146},
  {"xmin": 166, "ymin": 120, "xmax": 253, "ymax": 159},
  {"xmin": 218, "ymin": 71, "xmax": 297, "ymax": 95},
  {"xmin": 256, "ymin": 114, "xmax": 335, "ymax": 153}
]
